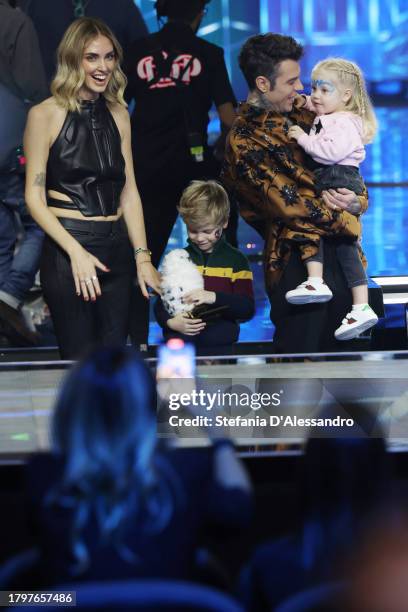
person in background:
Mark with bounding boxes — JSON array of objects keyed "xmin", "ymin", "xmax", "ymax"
[
  {"xmin": 17, "ymin": 0, "xmax": 148, "ymax": 85},
  {"xmin": 21, "ymin": 347, "xmax": 252, "ymax": 587},
  {"xmin": 240, "ymin": 420, "xmax": 390, "ymax": 611},
  {"xmin": 24, "ymin": 17, "xmax": 160, "ymax": 359},
  {"xmin": 346, "ymin": 519, "xmax": 408, "ymax": 612},
  {"xmin": 124, "ymin": 0, "xmax": 237, "ymax": 348},
  {"xmin": 0, "ymin": 0, "xmax": 47, "ymax": 345},
  {"xmin": 154, "ymin": 180, "xmax": 254, "ymax": 354}
]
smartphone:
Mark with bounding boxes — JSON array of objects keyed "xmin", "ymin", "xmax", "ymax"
[
  {"xmin": 156, "ymin": 339, "xmax": 196, "ymax": 380},
  {"xmin": 156, "ymin": 339, "xmax": 196, "ymax": 420}
]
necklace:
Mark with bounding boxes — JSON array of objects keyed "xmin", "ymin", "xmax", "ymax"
[{"xmin": 72, "ymin": 0, "xmax": 91, "ymax": 18}]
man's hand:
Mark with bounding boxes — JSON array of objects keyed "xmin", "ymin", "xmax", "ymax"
[
  {"xmin": 322, "ymin": 188, "xmax": 362, "ymax": 215},
  {"xmin": 183, "ymin": 289, "xmax": 216, "ymax": 306},
  {"xmin": 288, "ymin": 125, "xmax": 306, "ymax": 141}
]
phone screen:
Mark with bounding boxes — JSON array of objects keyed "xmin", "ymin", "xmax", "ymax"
[{"xmin": 156, "ymin": 339, "xmax": 196, "ymax": 380}]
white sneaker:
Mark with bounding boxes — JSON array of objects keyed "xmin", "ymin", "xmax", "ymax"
[
  {"xmin": 335, "ymin": 305, "xmax": 378, "ymax": 340},
  {"xmin": 285, "ymin": 280, "xmax": 333, "ymax": 304}
]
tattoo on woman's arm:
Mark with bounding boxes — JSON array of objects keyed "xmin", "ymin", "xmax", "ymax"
[{"xmin": 34, "ymin": 173, "xmax": 46, "ymax": 186}]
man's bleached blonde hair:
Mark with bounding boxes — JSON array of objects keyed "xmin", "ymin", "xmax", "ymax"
[
  {"xmin": 51, "ymin": 17, "xmax": 127, "ymax": 112},
  {"xmin": 178, "ymin": 180, "xmax": 230, "ymax": 228},
  {"xmin": 312, "ymin": 58, "xmax": 377, "ymax": 143}
]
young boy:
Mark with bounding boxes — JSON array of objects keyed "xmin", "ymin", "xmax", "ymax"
[{"xmin": 154, "ymin": 180, "xmax": 254, "ymax": 353}]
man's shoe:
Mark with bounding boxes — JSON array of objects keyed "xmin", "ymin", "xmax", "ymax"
[
  {"xmin": 335, "ymin": 305, "xmax": 379, "ymax": 341},
  {"xmin": 0, "ymin": 300, "xmax": 40, "ymax": 345},
  {"xmin": 286, "ymin": 280, "xmax": 333, "ymax": 304}
]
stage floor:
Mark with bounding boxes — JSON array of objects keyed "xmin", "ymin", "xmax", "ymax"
[{"xmin": 1, "ymin": 350, "xmax": 408, "ymax": 460}]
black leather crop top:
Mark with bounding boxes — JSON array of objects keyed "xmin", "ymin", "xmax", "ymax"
[{"xmin": 46, "ymin": 97, "xmax": 126, "ymax": 217}]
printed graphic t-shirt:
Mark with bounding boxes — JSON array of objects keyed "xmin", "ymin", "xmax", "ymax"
[{"xmin": 125, "ymin": 21, "xmax": 236, "ymax": 183}]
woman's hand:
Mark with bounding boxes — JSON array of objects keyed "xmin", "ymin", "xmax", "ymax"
[
  {"xmin": 69, "ymin": 244, "xmax": 109, "ymax": 301},
  {"xmin": 288, "ymin": 125, "xmax": 306, "ymax": 141},
  {"xmin": 167, "ymin": 313, "xmax": 206, "ymax": 336},
  {"xmin": 183, "ymin": 289, "xmax": 216, "ymax": 306},
  {"xmin": 137, "ymin": 261, "xmax": 161, "ymax": 298},
  {"xmin": 322, "ymin": 188, "xmax": 362, "ymax": 215}
]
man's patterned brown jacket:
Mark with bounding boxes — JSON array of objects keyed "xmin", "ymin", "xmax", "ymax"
[{"xmin": 221, "ymin": 97, "xmax": 367, "ymax": 291}]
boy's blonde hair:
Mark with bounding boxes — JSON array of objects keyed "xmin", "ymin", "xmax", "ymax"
[
  {"xmin": 312, "ymin": 58, "xmax": 377, "ymax": 143},
  {"xmin": 51, "ymin": 17, "xmax": 127, "ymax": 113},
  {"xmin": 178, "ymin": 180, "xmax": 230, "ymax": 228}
]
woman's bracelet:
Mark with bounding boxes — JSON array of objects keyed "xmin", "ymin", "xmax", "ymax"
[{"xmin": 134, "ymin": 247, "xmax": 152, "ymax": 258}]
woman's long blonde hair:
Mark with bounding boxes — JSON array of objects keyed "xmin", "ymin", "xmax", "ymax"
[
  {"xmin": 312, "ymin": 58, "xmax": 377, "ymax": 143},
  {"xmin": 51, "ymin": 17, "xmax": 127, "ymax": 112}
]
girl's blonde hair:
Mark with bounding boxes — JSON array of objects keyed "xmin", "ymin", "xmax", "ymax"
[
  {"xmin": 312, "ymin": 58, "xmax": 377, "ymax": 143},
  {"xmin": 178, "ymin": 180, "xmax": 230, "ymax": 228},
  {"xmin": 51, "ymin": 17, "xmax": 127, "ymax": 112}
]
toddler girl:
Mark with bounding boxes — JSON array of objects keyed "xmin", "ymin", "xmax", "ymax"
[{"xmin": 287, "ymin": 58, "xmax": 378, "ymax": 340}]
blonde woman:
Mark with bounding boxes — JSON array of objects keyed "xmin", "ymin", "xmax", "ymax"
[
  {"xmin": 24, "ymin": 17, "xmax": 160, "ymax": 358},
  {"xmin": 287, "ymin": 58, "xmax": 378, "ymax": 340}
]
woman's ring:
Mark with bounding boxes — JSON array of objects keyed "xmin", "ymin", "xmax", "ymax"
[
  {"xmin": 91, "ymin": 275, "xmax": 97, "ymax": 281},
  {"xmin": 85, "ymin": 279, "xmax": 92, "ymax": 285}
]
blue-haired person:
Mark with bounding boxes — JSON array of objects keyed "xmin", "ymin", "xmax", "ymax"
[{"xmin": 21, "ymin": 347, "xmax": 251, "ymax": 587}]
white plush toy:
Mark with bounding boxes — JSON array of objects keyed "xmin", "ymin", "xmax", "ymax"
[{"xmin": 160, "ymin": 249, "xmax": 204, "ymax": 316}]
